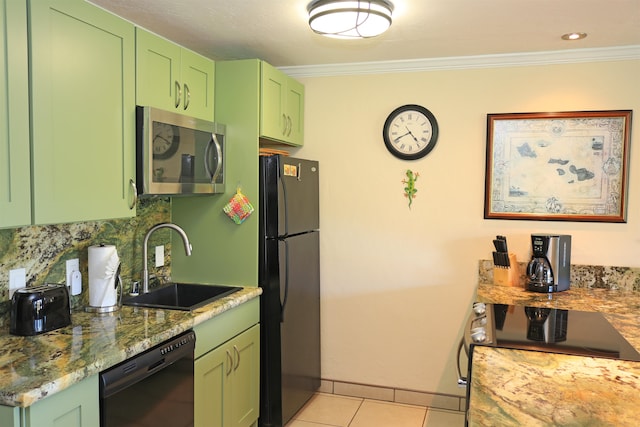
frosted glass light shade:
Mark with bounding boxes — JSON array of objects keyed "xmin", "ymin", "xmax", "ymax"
[{"xmin": 308, "ymin": 0, "xmax": 394, "ymax": 39}]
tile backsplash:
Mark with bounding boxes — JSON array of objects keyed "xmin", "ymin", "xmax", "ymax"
[{"xmin": 0, "ymin": 198, "xmax": 172, "ymax": 312}]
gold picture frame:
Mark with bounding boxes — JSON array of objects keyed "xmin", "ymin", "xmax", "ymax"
[{"xmin": 484, "ymin": 110, "xmax": 632, "ymax": 222}]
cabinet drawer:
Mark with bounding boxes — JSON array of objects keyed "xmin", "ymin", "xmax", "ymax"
[{"xmin": 194, "ymin": 298, "xmax": 259, "ymax": 358}]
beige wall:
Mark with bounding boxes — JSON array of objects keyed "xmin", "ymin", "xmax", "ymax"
[{"xmin": 292, "ymin": 59, "xmax": 640, "ymax": 396}]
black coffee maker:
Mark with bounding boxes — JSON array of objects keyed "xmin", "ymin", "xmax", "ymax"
[{"xmin": 526, "ymin": 234, "xmax": 572, "ymax": 293}]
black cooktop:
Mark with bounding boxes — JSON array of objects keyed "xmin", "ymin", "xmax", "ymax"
[{"xmin": 468, "ymin": 303, "xmax": 640, "ymax": 362}]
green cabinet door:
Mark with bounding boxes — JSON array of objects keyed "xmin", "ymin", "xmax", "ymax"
[
  {"xmin": 227, "ymin": 324, "xmax": 260, "ymax": 427},
  {"xmin": 0, "ymin": 0, "xmax": 31, "ymax": 228},
  {"xmin": 25, "ymin": 375, "xmax": 99, "ymax": 427},
  {"xmin": 0, "ymin": 375, "xmax": 99, "ymax": 427},
  {"xmin": 195, "ymin": 337, "xmax": 227, "ymax": 427},
  {"xmin": 29, "ymin": 0, "xmax": 136, "ymax": 225},
  {"xmin": 136, "ymin": 28, "xmax": 215, "ymax": 121},
  {"xmin": 195, "ymin": 324, "xmax": 260, "ymax": 427},
  {"xmin": 260, "ymin": 61, "xmax": 305, "ymax": 146}
]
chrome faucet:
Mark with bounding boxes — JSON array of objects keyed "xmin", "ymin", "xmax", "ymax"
[{"xmin": 142, "ymin": 223, "xmax": 192, "ymax": 293}]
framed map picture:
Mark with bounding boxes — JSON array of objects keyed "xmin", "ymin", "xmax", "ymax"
[{"xmin": 484, "ymin": 110, "xmax": 632, "ymax": 222}]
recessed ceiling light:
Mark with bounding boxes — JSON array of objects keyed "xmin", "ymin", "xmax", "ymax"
[{"xmin": 561, "ymin": 32, "xmax": 587, "ymax": 41}]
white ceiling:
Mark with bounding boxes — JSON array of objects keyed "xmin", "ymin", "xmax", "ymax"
[{"xmin": 89, "ymin": 0, "xmax": 640, "ymax": 70}]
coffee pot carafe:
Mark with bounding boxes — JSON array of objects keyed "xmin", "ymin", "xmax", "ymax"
[
  {"xmin": 526, "ymin": 234, "xmax": 571, "ymax": 293},
  {"xmin": 527, "ymin": 256, "xmax": 554, "ymax": 286}
]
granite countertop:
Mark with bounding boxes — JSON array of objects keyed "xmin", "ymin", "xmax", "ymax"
[
  {"xmin": 475, "ymin": 283, "xmax": 640, "ymax": 350},
  {"xmin": 0, "ymin": 286, "xmax": 261, "ymax": 408},
  {"xmin": 472, "ymin": 283, "xmax": 640, "ymax": 426}
]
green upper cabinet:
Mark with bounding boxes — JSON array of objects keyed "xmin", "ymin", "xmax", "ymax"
[
  {"xmin": 136, "ymin": 28, "xmax": 215, "ymax": 121},
  {"xmin": 29, "ymin": 0, "xmax": 136, "ymax": 225},
  {"xmin": 261, "ymin": 61, "xmax": 305, "ymax": 146},
  {"xmin": 0, "ymin": 0, "xmax": 31, "ymax": 228}
]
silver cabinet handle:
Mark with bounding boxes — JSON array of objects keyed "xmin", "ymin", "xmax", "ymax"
[
  {"xmin": 456, "ymin": 338, "xmax": 468, "ymax": 387},
  {"xmin": 183, "ymin": 83, "xmax": 190, "ymax": 110},
  {"xmin": 287, "ymin": 115, "xmax": 293, "ymax": 137},
  {"xmin": 281, "ymin": 113, "xmax": 287, "ymax": 135},
  {"xmin": 128, "ymin": 179, "xmax": 137, "ymax": 210},
  {"xmin": 174, "ymin": 80, "xmax": 181, "ymax": 108},
  {"xmin": 226, "ymin": 349, "xmax": 233, "ymax": 376},
  {"xmin": 233, "ymin": 345, "xmax": 240, "ymax": 371}
]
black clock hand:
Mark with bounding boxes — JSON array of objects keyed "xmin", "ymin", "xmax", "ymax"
[
  {"xmin": 405, "ymin": 126, "xmax": 419, "ymax": 143},
  {"xmin": 394, "ymin": 131, "xmax": 411, "ymax": 143},
  {"xmin": 154, "ymin": 135, "xmax": 171, "ymax": 145}
]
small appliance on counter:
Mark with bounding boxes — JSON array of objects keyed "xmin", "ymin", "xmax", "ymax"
[
  {"xmin": 526, "ymin": 234, "xmax": 571, "ymax": 293},
  {"xmin": 10, "ymin": 284, "xmax": 72, "ymax": 336},
  {"xmin": 85, "ymin": 244, "xmax": 122, "ymax": 313}
]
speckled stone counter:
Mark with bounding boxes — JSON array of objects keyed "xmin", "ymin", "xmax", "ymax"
[
  {"xmin": 0, "ymin": 286, "xmax": 261, "ymax": 408},
  {"xmin": 471, "ymin": 282, "xmax": 640, "ymax": 426},
  {"xmin": 476, "ymin": 283, "xmax": 640, "ymax": 350},
  {"xmin": 468, "ymin": 346, "xmax": 640, "ymax": 426}
]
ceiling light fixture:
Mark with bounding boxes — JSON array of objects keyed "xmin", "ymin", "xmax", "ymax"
[
  {"xmin": 307, "ymin": 0, "xmax": 394, "ymax": 39},
  {"xmin": 561, "ymin": 32, "xmax": 587, "ymax": 41}
]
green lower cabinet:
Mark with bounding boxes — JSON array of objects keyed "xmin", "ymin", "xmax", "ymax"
[
  {"xmin": 195, "ymin": 324, "xmax": 260, "ymax": 427},
  {"xmin": 0, "ymin": 375, "xmax": 99, "ymax": 427}
]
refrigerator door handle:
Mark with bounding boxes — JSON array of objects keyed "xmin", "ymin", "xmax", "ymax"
[
  {"xmin": 280, "ymin": 168, "xmax": 289, "ymax": 237},
  {"xmin": 280, "ymin": 239, "xmax": 290, "ymax": 322}
]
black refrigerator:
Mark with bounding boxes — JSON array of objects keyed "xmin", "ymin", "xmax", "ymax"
[{"xmin": 258, "ymin": 155, "xmax": 321, "ymax": 427}]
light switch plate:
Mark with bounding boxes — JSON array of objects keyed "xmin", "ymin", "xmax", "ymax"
[
  {"xmin": 155, "ymin": 245, "xmax": 165, "ymax": 267},
  {"xmin": 9, "ymin": 268, "xmax": 26, "ymax": 299}
]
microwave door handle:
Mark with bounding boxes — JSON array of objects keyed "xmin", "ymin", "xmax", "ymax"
[{"xmin": 204, "ymin": 133, "xmax": 223, "ymax": 182}]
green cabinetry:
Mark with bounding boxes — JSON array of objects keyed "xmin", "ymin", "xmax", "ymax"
[
  {"xmin": 0, "ymin": 375, "xmax": 99, "ymax": 427},
  {"xmin": 171, "ymin": 59, "xmax": 260, "ymax": 286},
  {"xmin": 261, "ymin": 61, "xmax": 305, "ymax": 146},
  {"xmin": 26, "ymin": 0, "xmax": 136, "ymax": 225},
  {"xmin": 194, "ymin": 298, "xmax": 260, "ymax": 427},
  {"xmin": 171, "ymin": 59, "xmax": 304, "ymax": 286},
  {"xmin": 136, "ymin": 28, "xmax": 215, "ymax": 121},
  {"xmin": 0, "ymin": 0, "xmax": 31, "ymax": 228}
]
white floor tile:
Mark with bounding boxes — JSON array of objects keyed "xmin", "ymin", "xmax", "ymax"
[
  {"xmin": 424, "ymin": 408, "xmax": 465, "ymax": 427},
  {"xmin": 286, "ymin": 392, "xmax": 465, "ymax": 427},
  {"xmin": 292, "ymin": 393, "xmax": 363, "ymax": 427},
  {"xmin": 349, "ymin": 399, "xmax": 426, "ymax": 427}
]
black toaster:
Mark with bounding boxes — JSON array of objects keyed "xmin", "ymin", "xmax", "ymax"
[{"xmin": 10, "ymin": 284, "xmax": 72, "ymax": 336}]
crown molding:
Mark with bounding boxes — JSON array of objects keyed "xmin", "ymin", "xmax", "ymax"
[{"xmin": 279, "ymin": 45, "xmax": 640, "ymax": 78}]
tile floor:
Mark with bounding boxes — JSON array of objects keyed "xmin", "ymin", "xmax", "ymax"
[{"xmin": 285, "ymin": 393, "xmax": 465, "ymax": 427}]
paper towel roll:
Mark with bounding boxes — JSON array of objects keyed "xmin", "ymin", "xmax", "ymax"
[{"xmin": 88, "ymin": 245, "xmax": 119, "ymax": 308}]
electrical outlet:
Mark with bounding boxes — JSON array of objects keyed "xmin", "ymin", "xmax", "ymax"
[
  {"xmin": 66, "ymin": 259, "xmax": 82, "ymax": 296},
  {"xmin": 66, "ymin": 259, "xmax": 79, "ymax": 284},
  {"xmin": 9, "ymin": 268, "xmax": 26, "ymax": 299},
  {"xmin": 155, "ymin": 245, "xmax": 165, "ymax": 267}
]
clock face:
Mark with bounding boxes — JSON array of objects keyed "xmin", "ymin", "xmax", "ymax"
[
  {"xmin": 152, "ymin": 123, "xmax": 180, "ymax": 159},
  {"xmin": 383, "ymin": 105, "xmax": 438, "ymax": 160}
]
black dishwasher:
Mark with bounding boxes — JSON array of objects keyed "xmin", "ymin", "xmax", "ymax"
[{"xmin": 99, "ymin": 329, "xmax": 196, "ymax": 427}]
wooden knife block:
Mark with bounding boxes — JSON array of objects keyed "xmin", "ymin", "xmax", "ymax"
[{"xmin": 493, "ymin": 253, "xmax": 519, "ymax": 287}]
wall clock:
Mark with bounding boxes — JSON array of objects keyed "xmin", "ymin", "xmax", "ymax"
[
  {"xmin": 382, "ymin": 104, "xmax": 439, "ymax": 160},
  {"xmin": 152, "ymin": 123, "xmax": 180, "ymax": 159}
]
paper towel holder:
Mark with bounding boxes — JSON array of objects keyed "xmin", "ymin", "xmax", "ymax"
[{"xmin": 85, "ymin": 264, "xmax": 123, "ymax": 314}]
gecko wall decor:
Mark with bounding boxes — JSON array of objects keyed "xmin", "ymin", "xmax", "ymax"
[{"xmin": 402, "ymin": 170, "xmax": 419, "ymax": 209}]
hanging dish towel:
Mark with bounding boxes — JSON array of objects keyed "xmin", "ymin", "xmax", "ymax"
[{"xmin": 223, "ymin": 189, "xmax": 254, "ymax": 224}]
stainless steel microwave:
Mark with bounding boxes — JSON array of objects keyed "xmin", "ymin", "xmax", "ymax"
[{"xmin": 136, "ymin": 106, "xmax": 225, "ymax": 195}]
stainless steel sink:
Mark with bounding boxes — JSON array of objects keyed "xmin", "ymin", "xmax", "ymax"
[{"xmin": 123, "ymin": 283, "xmax": 241, "ymax": 311}]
